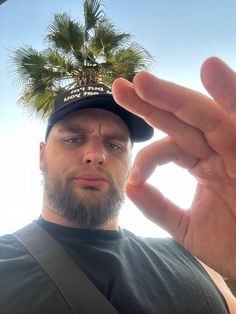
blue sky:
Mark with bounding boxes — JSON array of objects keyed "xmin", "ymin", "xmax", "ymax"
[{"xmin": 0, "ymin": 0, "xmax": 236, "ymax": 236}]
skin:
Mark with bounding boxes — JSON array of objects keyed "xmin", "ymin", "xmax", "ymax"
[
  {"xmin": 40, "ymin": 108, "xmax": 132, "ymax": 230},
  {"xmin": 112, "ymin": 57, "xmax": 236, "ymax": 281}
]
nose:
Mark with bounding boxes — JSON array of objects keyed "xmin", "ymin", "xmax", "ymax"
[{"xmin": 82, "ymin": 141, "xmax": 106, "ymax": 166}]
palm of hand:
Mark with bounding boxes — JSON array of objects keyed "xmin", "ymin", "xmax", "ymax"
[{"xmin": 185, "ymin": 156, "xmax": 236, "ymax": 278}]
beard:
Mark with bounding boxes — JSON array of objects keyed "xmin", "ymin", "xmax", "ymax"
[{"xmin": 42, "ymin": 168, "xmax": 125, "ymax": 229}]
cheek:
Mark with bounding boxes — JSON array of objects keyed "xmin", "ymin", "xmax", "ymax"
[
  {"xmin": 43, "ymin": 150, "xmax": 67, "ymax": 177},
  {"xmin": 112, "ymin": 157, "xmax": 131, "ymax": 184}
]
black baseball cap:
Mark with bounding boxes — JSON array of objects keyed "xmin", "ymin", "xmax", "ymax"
[{"xmin": 45, "ymin": 83, "xmax": 154, "ymax": 142}]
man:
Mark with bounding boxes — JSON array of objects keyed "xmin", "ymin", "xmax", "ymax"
[{"xmin": 0, "ymin": 59, "xmax": 235, "ymax": 313}]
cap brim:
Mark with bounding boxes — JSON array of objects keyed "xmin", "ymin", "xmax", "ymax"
[{"xmin": 46, "ymin": 94, "xmax": 154, "ymax": 142}]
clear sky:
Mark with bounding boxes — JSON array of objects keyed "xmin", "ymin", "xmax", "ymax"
[{"xmin": 0, "ymin": 0, "xmax": 236, "ymax": 236}]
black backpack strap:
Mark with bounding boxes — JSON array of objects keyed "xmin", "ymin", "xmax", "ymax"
[{"xmin": 13, "ymin": 222, "xmax": 119, "ymax": 314}]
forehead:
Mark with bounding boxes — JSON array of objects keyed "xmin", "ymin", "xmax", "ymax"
[{"xmin": 55, "ymin": 108, "xmax": 131, "ymax": 138}]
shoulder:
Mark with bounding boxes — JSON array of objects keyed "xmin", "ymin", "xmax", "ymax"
[
  {"xmin": 122, "ymin": 231, "xmax": 230, "ymax": 311},
  {"xmin": 122, "ymin": 231, "xmax": 205, "ymax": 271},
  {"xmin": 0, "ymin": 232, "xmax": 35, "ymax": 277},
  {"xmin": 0, "ymin": 233, "xmax": 26, "ymax": 258},
  {"xmin": 122, "ymin": 231, "xmax": 228, "ymax": 290},
  {"xmin": 123, "ymin": 230, "xmax": 194, "ymax": 260},
  {"xmin": 0, "ymin": 231, "xmax": 72, "ymax": 313}
]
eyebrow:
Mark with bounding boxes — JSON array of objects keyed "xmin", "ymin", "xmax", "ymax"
[
  {"xmin": 58, "ymin": 124, "xmax": 85, "ymax": 134},
  {"xmin": 104, "ymin": 134, "xmax": 129, "ymax": 143},
  {"xmin": 57, "ymin": 124, "xmax": 130, "ymax": 143}
]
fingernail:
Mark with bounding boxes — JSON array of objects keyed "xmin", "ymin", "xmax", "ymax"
[{"xmin": 122, "ymin": 78, "xmax": 133, "ymax": 86}]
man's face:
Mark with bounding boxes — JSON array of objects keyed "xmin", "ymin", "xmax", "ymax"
[{"xmin": 40, "ymin": 108, "xmax": 132, "ymax": 228}]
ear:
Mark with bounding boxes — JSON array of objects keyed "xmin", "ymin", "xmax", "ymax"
[{"xmin": 39, "ymin": 142, "xmax": 46, "ymax": 171}]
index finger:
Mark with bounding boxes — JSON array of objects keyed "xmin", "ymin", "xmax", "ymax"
[
  {"xmin": 112, "ymin": 79, "xmax": 212, "ymax": 159},
  {"xmin": 112, "ymin": 73, "xmax": 236, "ymax": 167}
]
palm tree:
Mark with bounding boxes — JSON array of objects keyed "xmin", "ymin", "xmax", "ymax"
[{"xmin": 11, "ymin": 0, "xmax": 153, "ymax": 120}]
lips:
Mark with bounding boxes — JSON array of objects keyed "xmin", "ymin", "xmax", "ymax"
[{"xmin": 73, "ymin": 173, "xmax": 108, "ymax": 188}]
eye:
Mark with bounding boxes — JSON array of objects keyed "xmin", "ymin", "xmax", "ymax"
[
  {"xmin": 65, "ymin": 136, "xmax": 84, "ymax": 145},
  {"xmin": 105, "ymin": 142, "xmax": 123, "ymax": 152}
]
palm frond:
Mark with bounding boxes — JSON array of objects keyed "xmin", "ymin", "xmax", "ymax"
[
  {"xmin": 11, "ymin": 46, "xmax": 47, "ymax": 86},
  {"xmin": 83, "ymin": 0, "xmax": 104, "ymax": 33},
  {"xmin": 101, "ymin": 43, "xmax": 154, "ymax": 83},
  {"xmin": 19, "ymin": 89, "xmax": 55, "ymax": 120},
  {"xmin": 47, "ymin": 13, "xmax": 84, "ymax": 57},
  {"xmin": 43, "ymin": 48, "xmax": 77, "ymax": 76},
  {"xmin": 89, "ymin": 18, "xmax": 131, "ymax": 56},
  {"xmin": 123, "ymin": 42, "xmax": 154, "ymax": 71}
]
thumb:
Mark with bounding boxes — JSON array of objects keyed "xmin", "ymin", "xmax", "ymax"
[
  {"xmin": 125, "ymin": 182, "xmax": 188, "ymax": 243},
  {"xmin": 128, "ymin": 137, "xmax": 198, "ymax": 186}
]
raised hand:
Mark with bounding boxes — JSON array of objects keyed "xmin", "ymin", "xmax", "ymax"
[{"xmin": 112, "ymin": 57, "xmax": 236, "ymax": 280}]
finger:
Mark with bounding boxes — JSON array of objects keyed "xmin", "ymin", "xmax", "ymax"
[
  {"xmin": 132, "ymin": 70, "xmax": 225, "ymax": 134},
  {"xmin": 201, "ymin": 57, "xmax": 236, "ymax": 115},
  {"xmin": 112, "ymin": 78, "xmax": 212, "ymax": 159},
  {"xmin": 133, "ymin": 71, "xmax": 236, "ymax": 175},
  {"xmin": 128, "ymin": 137, "xmax": 198, "ymax": 185},
  {"xmin": 113, "ymin": 73, "xmax": 236, "ymax": 169},
  {"xmin": 126, "ymin": 182, "xmax": 188, "ymax": 243}
]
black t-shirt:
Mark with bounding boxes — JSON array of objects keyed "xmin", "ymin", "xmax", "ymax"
[{"xmin": 0, "ymin": 217, "xmax": 229, "ymax": 314}]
